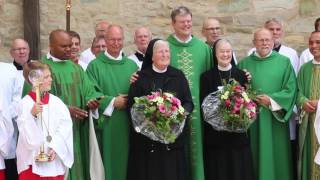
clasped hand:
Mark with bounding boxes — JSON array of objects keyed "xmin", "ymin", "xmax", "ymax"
[
  {"xmin": 303, "ymin": 100, "xmax": 318, "ymax": 113},
  {"xmin": 114, "ymin": 94, "xmax": 128, "ymax": 110},
  {"xmin": 256, "ymin": 95, "xmax": 271, "ymax": 107}
]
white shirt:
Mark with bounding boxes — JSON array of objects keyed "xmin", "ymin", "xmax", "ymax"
[
  {"xmin": 128, "ymin": 50, "xmax": 144, "ymax": 70},
  {"xmin": 16, "ymin": 94, "xmax": 73, "ymax": 176},
  {"xmin": 299, "ymin": 48, "xmax": 314, "ymax": 70},
  {"xmin": 314, "ymin": 101, "xmax": 320, "ymax": 165},
  {"xmin": 0, "ymin": 62, "xmax": 21, "ymax": 168},
  {"xmin": 79, "ymin": 48, "xmax": 96, "ymax": 65}
]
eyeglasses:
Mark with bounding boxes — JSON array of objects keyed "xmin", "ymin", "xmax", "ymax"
[
  {"xmin": 204, "ymin": 27, "xmax": 221, "ymax": 31},
  {"xmin": 12, "ymin": 47, "xmax": 28, "ymax": 52},
  {"xmin": 93, "ymin": 45, "xmax": 106, "ymax": 49},
  {"xmin": 254, "ymin": 39, "xmax": 272, "ymax": 43},
  {"xmin": 106, "ymin": 38, "xmax": 123, "ymax": 43}
]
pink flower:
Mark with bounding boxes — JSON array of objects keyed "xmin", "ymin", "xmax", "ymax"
[
  {"xmin": 147, "ymin": 94, "xmax": 155, "ymax": 100},
  {"xmin": 225, "ymin": 99, "xmax": 231, "ymax": 107},
  {"xmin": 235, "ymin": 97, "xmax": 244, "ymax": 104},
  {"xmin": 250, "ymin": 112, "xmax": 256, "ymax": 119},
  {"xmin": 170, "ymin": 105, "xmax": 177, "ymax": 111},
  {"xmin": 171, "ymin": 97, "xmax": 181, "ymax": 106},
  {"xmin": 234, "ymin": 85, "xmax": 243, "ymax": 92},
  {"xmin": 153, "ymin": 92, "xmax": 160, "ymax": 97},
  {"xmin": 158, "ymin": 104, "xmax": 166, "ymax": 113}
]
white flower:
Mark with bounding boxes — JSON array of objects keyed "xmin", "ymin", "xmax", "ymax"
[
  {"xmin": 242, "ymin": 92, "xmax": 250, "ymax": 103},
  {"xmin": 153, "ymin": 96, "xmax": 164, "ymax": 104},
  {"xmin": 221, "ymin": 91, "xmax": 229, "ymax": 100},
  {"xmin": 178, "ymin": 106, "xmax": 185, "ymax": 114},
  {"xmin": 163, "ymin": 92, "xmax": 174, "ymax": 98}
]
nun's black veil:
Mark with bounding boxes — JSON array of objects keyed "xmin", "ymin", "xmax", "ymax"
[
  {"xmin": 141, "ymin": 38, "xmax": 161, "ymax": 70},
  {"xmin": 211, "ymin": 39, "xmax": 236, "ymax": 69}
]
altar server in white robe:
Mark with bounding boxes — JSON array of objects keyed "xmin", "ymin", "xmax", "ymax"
[
  {"xmin": 0, "ymin": 62, "xmax": 17, "ymax": 180},
  {"xmin": 16, "ymin": 61, "xmax": 73, "ymax": 180}
]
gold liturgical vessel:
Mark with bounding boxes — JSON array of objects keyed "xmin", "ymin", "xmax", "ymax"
[{"xmin": 29, "ymin": 70, "xmax": 49, "ymax": 162}]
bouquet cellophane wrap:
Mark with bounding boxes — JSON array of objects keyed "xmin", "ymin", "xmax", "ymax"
[
  {"xmin": 201, "ymin": 90, "xmax": 255, "ymax": 133},
  {"xmin": 131, "ymin": 100, "xmax": 186, "ymax": 144}
]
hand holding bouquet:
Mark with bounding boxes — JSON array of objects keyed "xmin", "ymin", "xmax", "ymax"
[
  {"xmin": 202, "ymin": 80, "xmax": 257, "ymax": 132},
  {"xmin": 131, "ymin": 91, "xmax": 187, "ymax": 144}
]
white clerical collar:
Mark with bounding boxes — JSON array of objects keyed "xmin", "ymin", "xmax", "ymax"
[
  {"xmin": 173, "ymin": 34, "xmax": 192, "ymax": 43},
  {"xmin": 47, "ymin": 52, "xmax": 64, "ymax": 62},
  {"xmin": 312, "ymin": 59, "xmax": 320, "ymax": 65},
  {"xmin": 254, "ymin": 50, "xmax": 273, "ymax": 58},
  {"xmin": 104, "ymin": 50, "xmax": 123, "ymax": 61},
  {"xmin": 136, "ymin": 49, "xmax": 145, "ymax": 56},
  {"xmin": 152, "ymin": 64, "xmax": 167, "ymax": 73},
  {"xmin": 218, "ymin": 64, "xmax": 232, "ymax": 71}
]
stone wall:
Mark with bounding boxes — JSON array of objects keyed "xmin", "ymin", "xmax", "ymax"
[{"xmin": 0, "ymin": 0, "xmax": 319, "ymax": 62}]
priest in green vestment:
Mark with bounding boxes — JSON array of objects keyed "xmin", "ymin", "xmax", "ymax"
[
  {"xmin": 298, "ymin": 31, "xmax": 320, "ymax": 180},
  {"xmin": 86, "ymin": 25, "xmax": 138, "ymax": 180},
  {"xmin": 238, "ymin": 28, "xmax": 297, "ymax": 180},
  {"xmin": 167, "ymin": 6, "xmax": 213, "ymax": 180},
  {"xmin": 23, "ymin": 29, "xmax": 103, "ymax": 180}
]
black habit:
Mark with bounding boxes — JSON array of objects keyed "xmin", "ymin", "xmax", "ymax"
[
  {"xmin": 200, "ymin": 66, "xmax": 255, "ymax": 180},
  {"xmin": 127, "ymin": 65, "xmax": 194, "ymax": 180}
]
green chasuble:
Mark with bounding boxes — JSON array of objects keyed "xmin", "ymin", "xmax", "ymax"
[
  {"xmin": 86, "ymin": 53, "xmax": 138, "ymax": 180},
  {"xmin": 23, "ymin": 57, "xmax": 103, "ymax": 180},
  {"xmin": 238, "ymin": 51, "xmax": 297, "ymax": 180},
  {"xmin": 297, "ymin": 61, "xmax": 320, "ymax": 180},
  {"xmin": 167, "ymin": 35, "xmax": 213, "ymax": 180}
]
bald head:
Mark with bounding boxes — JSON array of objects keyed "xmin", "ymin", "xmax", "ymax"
[
  {"xmin": 95, "ymin": 21, "xmax": 110, "ymax": 37},
  {"xmin": 202, "ymin": 18, "xmax": 222, "ymax": 45},
  {"xmin": 105, "ymin": 25, "xmax": 124, "ymax": 58},
  {"xmin": 10, "ymin": 38, "xmax": 30, "ymax": 66},
  {"xmin": 49, "ymin": 29, "xmax": 72, "ymax": 60},
  {"xmin": 253, "ymin": 28, "xmax": 274, "ymax": 57},
  {"xmin": 134, "ymin": 27, "xmax": 152, "ymax": 54}
]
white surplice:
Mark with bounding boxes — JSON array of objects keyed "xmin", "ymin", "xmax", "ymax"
[
  {"xmin": 314, "ymin": 101, "xmax": 320, "ymax": 165},
  {"xmin": 79, "ymin": 48, "xmax": 96, "ymax": 70},
  {"xmin": 299, "ymin": 48, "xmax": 314, "ymax": 70},
  {"xmin": 16, "ymin": 94, "xmax": 73, "ymax": 177},
  {"xmin": 0, "ymin": 62, "xmax": 20, "ymax": 170}
]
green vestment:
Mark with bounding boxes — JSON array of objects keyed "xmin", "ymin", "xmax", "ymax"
[
  {"xmin": 167, "ymin": 35, "xmax": 213, "ymax": 180},
  {"xmin": 23, "ymin": 57, "xmax": 102, "ymax": 180},
  {"xmin": 86, "ymin": 53, "xmax": 138, "ymax": 180},
  {"xmin": 238, "ymin": 52, "xmax": 297, "ymax": 180},
  {"xmin": 297, "ymin": 61, "xmax": 320, "ymax": 180}
]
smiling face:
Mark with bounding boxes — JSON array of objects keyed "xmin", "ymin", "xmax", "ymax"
[
  {"xmin": 215, "ymin": 40, "xmax": 232, "ymax": 67},
  {"xmin": 70, "ymin": 36, "xmax": 81, "ymax": 62},
  {"xmin": 253, "ymin": 29, "xmax": 274, "ymax": 57},
  {"xmin": 105, "ymin": 25, "xmax": 124, "ymax": 58},
  {"xmin": 172, "ymin": 14, "xmax": 193, "ymax": 41},
  {"xmin": 40, "ymin": 68, "xmax": 52, "ymax": 92},
  {"xmin": 309, "ymin": 32, "xmax": 320, "ymax": 62},
  {"xmin": 152, "ymin": 41, "xmax": 170, "ymax": 70}
]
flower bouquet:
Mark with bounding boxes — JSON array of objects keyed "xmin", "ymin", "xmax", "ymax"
[
  {"xmin": 131, "ymin": 91, "xmax": 187, "ymax": 144},
  {"xmin": 201, "ymin": 80, "xmax": 257, "ymax": 133}
]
